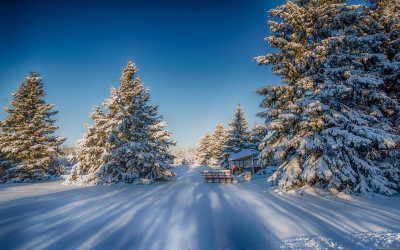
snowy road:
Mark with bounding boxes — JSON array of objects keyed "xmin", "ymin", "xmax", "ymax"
[{"xmin": 0, "ymin": 165, "xmax": 399, "ymax": 250}]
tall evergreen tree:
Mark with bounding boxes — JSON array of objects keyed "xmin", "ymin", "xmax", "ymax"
[
  {"xmin": 63, "ymin": 60, "xmax": 176, "ymax": 186},
  {"xmin": 208, "ymin": 122, "xmax": 229, "ymax": 167},
  {"xmin": 249, "ymin": 122, "xmax": 265, "ymax": 151},
  {"xmin": 254, "ymin": 0, "xmax": 348, "ymax": 183},
  {"xmin": 254, "ymin": 0, "xmax": 349, "ymax": 191},
  {"xmin": 0, "ymin": 72, "xmax": 66, "ymax": 183},
  {"xmin": 217, "ymin": 104, "xmax": 251, "ymax": 168},
  {"xmin": 254, "ymin": 0, "xmax": 400, "ymax": 196},
  {"xmin": 302, "ymin": 5, "xmax": 399, "ymax": 195},
  {"xmin": 196, "ymin": 132, "xmax": 211, "ymax": 165}
]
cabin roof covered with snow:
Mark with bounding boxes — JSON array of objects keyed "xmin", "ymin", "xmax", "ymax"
[{"xmin": 228, "ymin": 149, "xmax": 260, "ymax": 161}]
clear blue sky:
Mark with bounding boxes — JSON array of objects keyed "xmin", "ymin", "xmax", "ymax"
[{"xmin": 0, "ymin": 0, "xmax": 364, "ymax": 149}]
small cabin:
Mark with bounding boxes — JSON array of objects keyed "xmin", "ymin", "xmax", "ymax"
[
  {"xmin": 228, "ymin": 150, "xmax": 283, "ymax": 175},
  {"xmin": 228, "ymin": 149, "xmax": 263, "ymax": 174}
]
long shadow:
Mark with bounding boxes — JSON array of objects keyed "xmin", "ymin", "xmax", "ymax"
[
  {"xmin": 206, "ymin": 184, "xmax": 278, "ymax": 250},
  {"xmin": 252, "ymin": 189, "xmax": 400, "ymax": 249},
  {"xmin": 0, "ymin": 185, "xmax": 155, "ymax": 249},
  {"xmin": 0, "ymin": 165, "xmax": 399, "ymax": 250},
  {"xmin": 210, "ymin": 179, "xmax": 400, "ymax": 249}
]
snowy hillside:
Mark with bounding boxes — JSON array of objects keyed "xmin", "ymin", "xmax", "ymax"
[{"xmin": 0, "ymin": 165, "xmax": 399, "ymax": 250}]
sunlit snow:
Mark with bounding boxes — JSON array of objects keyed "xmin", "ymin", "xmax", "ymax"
[{"xmin": 0, "ymin": 164, "xmax": 399, "ymax": 250}]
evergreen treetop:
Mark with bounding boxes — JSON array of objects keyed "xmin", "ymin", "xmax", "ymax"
[{"xmin": 225, "ymin": 103, "xmax": 250, "ymax": 152}]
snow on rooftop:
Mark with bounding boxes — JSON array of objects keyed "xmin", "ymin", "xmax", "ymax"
[{"xmin": 228, "ymin": 149, "xmax": 260, "ymax": 161}]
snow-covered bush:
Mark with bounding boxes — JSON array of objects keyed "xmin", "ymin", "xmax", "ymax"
[{"xmin": 63, "ymin": 60, "xmax": 176, "ymax": 186}]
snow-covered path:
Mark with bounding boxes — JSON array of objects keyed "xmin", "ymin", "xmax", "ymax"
[{"xmin": 0, "ymin": 165, "xmax": 399, "ymax": 250}]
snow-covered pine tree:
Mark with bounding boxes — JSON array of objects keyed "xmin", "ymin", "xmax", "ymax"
[
  {"xmin": 63, "ymin": 60, "xmax": 176, "ymax": 186},
  {"xmin": 366, "ymin": 0, "xmax": 400, "ymax": 189},
  {"xmin": 367, "ymin": 0, "xmax": 400, "ymax": 122},
  {"xmin": 208, "ymin": 122, "xmax": 229, "ymax": 167},
  {"xmin": 216, "ymin": 104, "xmax": 251, "ymax": 168},
  {"xmin": 254, "ymin": 0, "xmax": 351, "ymax": 191},
  {"xmin": 310, "ymin": 5, "xmax": 399, "ymax": 195},
  {"xmin": 254, "ymin": 0, "xmax": 349, "ymax": 184},
  {"xmin": 249, "ymin": 122, "xmax": 265, "ymax": 151},
  {"xmin": 255, "ymin": 0, "xmax": 400, "ymax": 196},
  {"xmin": 0, "ymin": 72, "xmax": 66, "ymax": 183},
  {"xmin": 196, "ymin": 132, "xmax": 211, "ymax": 165}
]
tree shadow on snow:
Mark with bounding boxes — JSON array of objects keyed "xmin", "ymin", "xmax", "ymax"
[{"xmin": 0, "ymin": 166, "xmax": 399, "ymax": 250}]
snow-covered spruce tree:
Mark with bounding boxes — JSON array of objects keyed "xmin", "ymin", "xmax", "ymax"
[
  {"xmin": 367, "ymin": 0, "xmax": 400, "ymax": 189},
  {"xmin": 216, "ymin": 104, "xmax": 251, "ymax": 168},
  {"xmin": 249, "ymin": 122, "xmax": 265, "ymax": 151},
  {"xmin": 254, "ymin": 0, "xmax": 350, "ymax": 179},
  {"xmin": 254, "ymin": 0, "xmax": 351, "ymax": 191},
  {"xmin": 208, "ymin": 122, "xmax": 229, "ymax": 167},
  {"xmin": 313, "ymin": 6, "xmax": 399, "ymax": 195},
  {"xmin": 330, "ymin": 3, "xmax": 400, "ymax": 193},
  {"xmin": 63, "ymin": 60, "xmax": 176, "ymax": 186},
  {"xmin": 255, "ymin": 0, "xmax": 400, "ymax": 196},
  {"xmin": 0, "ymin": 72, "xmax": 66, "ymax": 183},
  {"xmin": 367, "ymin": 0, "xmax": 400, "ymax": 121},
  {"xmin": 196, "ymin": 132, "xmax": 212, "ymax": 165}
]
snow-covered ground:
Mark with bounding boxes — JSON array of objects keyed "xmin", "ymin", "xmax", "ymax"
[{"xmin": 0, "ymin": 164, "xmax": 399, "ymax": 250}]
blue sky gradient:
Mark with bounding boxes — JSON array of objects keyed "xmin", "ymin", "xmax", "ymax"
[{"xmin": 0, "ymin": 0, "xmax": 364, "ymax": 149}]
